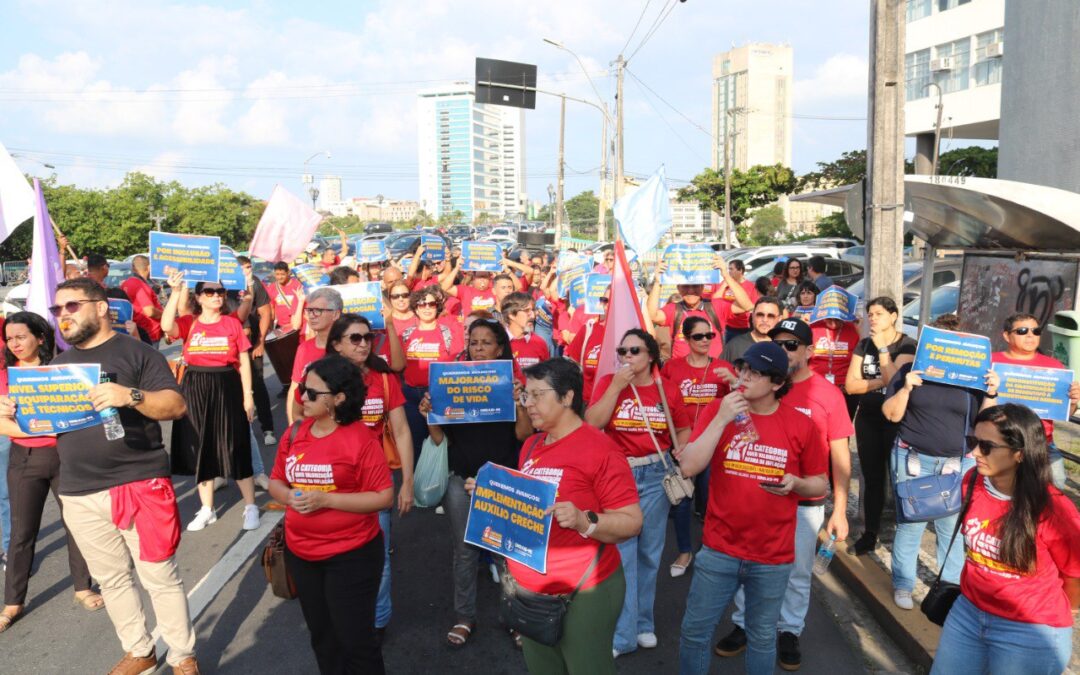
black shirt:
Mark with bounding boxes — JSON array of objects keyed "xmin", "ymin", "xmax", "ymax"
[
  {"xmin": 445, "ymin": 421, "xmax": 521, "ymax": 478},
  {"xmin": 53, "ymin": 334, "xmax": 182, "ymax": 496},
  {"xmin": 246, "ymin": 281, "xmax": 271, "ymax": 347},
  {"xmin": 853, "ymin": 335, "xmax": 917, "ymax": 418},
  {"xmin": 720, "ymin": 332, "xmax": 762, "ymax": 364},
  {"xmin": 887, "ymin": 363, "xmax": 983, "ymax": 458}
]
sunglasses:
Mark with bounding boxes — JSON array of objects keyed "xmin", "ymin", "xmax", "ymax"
[
  {"xmin": 773, "ymin": 339, "xmax": 802, "ymax": 352},
  {"xmin": 1010, "ymin": 326, "xmax": 1043, "ymax": 336},
  {"xmin": 965, "ymin": 435, "xmax": 1016, "ymax": 456},
  {"xmin": 297, "ymin": 384, "xmax": 332, "ymax": 401},
  {"xmin": 415, "ymin": 300, "xmax": 438, "ymax": 309},
  {"xmin": 342, "ymin": 332, "xmax": 376, "ymax": 345},
  {"xmin": 47, "ymin": 299, "xmax": 95, "ymax": 317},
  {"xmin": 389, "ymin": 292, "xmax": 410, "ymax": 300},
  {"xmin": 616, "ymin": 346, "xmax": 643, "ymax": 356},
  {"xmin": 200, "ymin": 287, "xmax": 227, "ymax": 297},
  {"xmin": 689, "ymin": 332, "xmax": 716, "ymax": 341}
]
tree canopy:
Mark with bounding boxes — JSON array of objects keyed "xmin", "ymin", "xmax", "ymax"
[{"xmin": 677, "ymin": 164, "xmax": 797, "ymax": 226}]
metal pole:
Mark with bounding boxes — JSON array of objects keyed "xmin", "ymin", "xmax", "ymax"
[
  {"xmin": 598, "ymin": 105, "xmax": 608, "ymax": 242},
  {"xmin": 556, "ymin": 95, "xmax": 566, "ymax": 244},
  {"xmin": 931, "ymin": 84, "xmax": 944, "ymax": 175},
  {"xmin": 918, "ymin": 243, "xmax": 936, "ymax": 329},
  {"xmin": 723, "ymin": 109, "xmax": 732, "ymax": 248},
  {"xmin": 614, "ymin": 55, "xmax": 625, "ymax": 202}
]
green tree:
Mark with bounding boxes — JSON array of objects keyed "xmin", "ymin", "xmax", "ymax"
[
  {"xmin": 798, "ymin": 150, "xmax": 869, "ymax": 192},
  {"xmin": 678, "ymin": 164, "xmax": 798, "ymax": 226},
  {"xmin": 745, "ymin": 204, "xmax": 787, "ymax": 245},
  {"xmin": 937, "ymin": 146, "xmax": 997, "ymax": 177},
  {"xmin": 321, "ymin": 215, "xmax": 362, "ymax": 235},
  {"xmin": 815, "ymin": 211, "xmax": 853, "ymax": 238}
]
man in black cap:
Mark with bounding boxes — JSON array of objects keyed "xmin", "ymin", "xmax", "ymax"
[{"xmin": 675, "ymin": 341, "xmax": 829, "ymax": 675}]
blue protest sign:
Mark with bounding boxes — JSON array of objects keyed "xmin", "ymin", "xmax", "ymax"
[
  {"xmin": 428, "ymin": 360, "xmax": 516, "ymax": 425},
  {"xmin": 912, "ymin": 326, "xmax": 992, "ymax": 390},
  {"xmin": 584, "ymin": 274, "xmax": 610, "ymax": 314},
  {"xmin": 461, "ymin": 241, "xmax": 503, "ymax": 273},
  {"xmin": 357, "ymin": 239, "xmax": 389, "ymax": 264},
  {"xmin": 556, "ymin": 252, "xmax": 590, "ymax": 298},
  {"xmin": 292, "ymin": 264, "xmax": 330, "ymax": 293},
  {"xmin": 8, "ymin": 365, "xmax": 103, "ymax": 435},
  {"xmin": 992, "ymin": 363, "xmax": 1074, "ymax": 421},
  {"xmin": 108, "ymin": 299, "xmax": 133, "ymax": 334},
  {"xmin": 808, "ymin": 285, "xmax": 859, "ymax": 323},
  {"xmin": 660, "ymin": 243, "xmax": 720, "ymax": 285},
  {"xmin": 218, "ymin": 246, "xmax": 247, "ymax": 291},
  {"xmin": 149, "ymin": 231, "xmax": 221, "ymax": 283},
  {"xmin": 419, "ymin": 235, "xmax": 447, "ymax": 262},
  {"xmin": 334, "ymin": 281, "xmax": 385, "ymax": 330},
  {"xmin": 464, "ymin": 462, "xmax": 556, "ymax": 573},
  {"xmin": 568, "ymin": 275, "xmax": 586, "ymax": 309}
]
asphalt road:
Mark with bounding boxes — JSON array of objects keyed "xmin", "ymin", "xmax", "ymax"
[{"xmin": 0, "ymin": 360, "xmax": 914, "ymax": 674}]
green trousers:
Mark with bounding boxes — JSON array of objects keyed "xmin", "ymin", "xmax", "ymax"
[{"xmin": 520, "ymin": 565, "xmax": 626, "ymax": 675}]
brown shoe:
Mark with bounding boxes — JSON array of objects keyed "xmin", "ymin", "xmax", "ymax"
[
  {"xmin": 108, "ymin": 650, "xmax": 157, "ymax": 675},
  {"xmin": 172, "ymin": 657, "xmax": 201, "ymax": 674}
]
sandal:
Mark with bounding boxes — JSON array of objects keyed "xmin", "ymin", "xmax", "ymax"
[
  {"xmin": 73, "ymin": 591, "xmax": 105, "ymax": 612},
  {"xmin": 670, "ymin": 553, "xmax": 694, "ymax": 578},
  {"xmin": 0, "ymin": 612, "xmax": 19, "ymax": 634},
  {"xmin": 446, "ymin": 622, "xmax": 474, "ymax": 648}
]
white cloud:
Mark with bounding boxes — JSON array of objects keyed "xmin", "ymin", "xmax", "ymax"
[
  {"xmin": 794, "ymin": 53, "xmax": 869, "ymax": 105},
  {"xmin": 132, "ymin": 151, "xmax": 186, "ymax": 181}
]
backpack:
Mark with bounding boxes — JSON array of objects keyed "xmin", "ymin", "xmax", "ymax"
[{"xmin": 672, "ymin": 301, "xmax": 721, "ymax": 342}]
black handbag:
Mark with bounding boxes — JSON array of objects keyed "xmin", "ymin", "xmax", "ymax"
[
  {"xmin": 498, "ymin": 545, "xmax": 605, "ymax": 647},
  {"xmin": 920, "ymin": 471, "xmax": 978, "ymax": 626}
]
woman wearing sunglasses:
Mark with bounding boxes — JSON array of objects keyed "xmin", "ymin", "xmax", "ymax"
[
  {"xmin": 386, "ymin": 280, "xmax": 417, "ymax": 335},
  {"xmin": 269, "ymin": 355, "xmax": 394, "ymax": 675},
  {"xmin": 660, "ymin": 317, "xmax": 736, "ymax": 578},
  {"xmin": 162, "ymin": 272, "xmax": 259, "ymax": 533},
  {"xmin": 586, "ymin": 329, "xmax": 691, "ymax": 657},
  {"xmin": 931, "ymin": 404, "xmax": 1080, "ymax": 675},
  {"xmin": 418, "ymin": 319, "xmax": 531, "ymax": 649},
  {"xmin": 881, "ymin": 314, "xmax": 999, "ymax": 611}
]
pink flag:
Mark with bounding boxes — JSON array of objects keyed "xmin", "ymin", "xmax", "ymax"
[
  {"xmin": 248, "ymin": 185, "xmax": 323, "ymax": 263},
  {"xmin": 591, "ymin": 240, "xmax": 646, "ymax": 400},
  {"xmin": 26, "ymin": 179, "xmax": 68, "ymax": 348}
]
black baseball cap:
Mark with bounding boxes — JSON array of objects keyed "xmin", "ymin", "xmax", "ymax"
[
  {"xmin": 735, "ymin": 341, "xmax": 789, "ymax": 377},
  {"xmin": 768, "ymin": 318, "xmax": 813, "ymax": 346}
]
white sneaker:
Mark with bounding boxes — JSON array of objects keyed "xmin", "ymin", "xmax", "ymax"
[
  {"xmin": 242, "ymin": 504, "xmax": 260, "ymax": 531},
  {"xmin": 893, "ymin": 589, "xmax": 914, "ymax": 610},
  {"xmin": 637, "ymin": 632, "xmax": 658, "ymax": 649},
  {"xmin": 263, "ymin": 431, "xmax": 277, "ymax": 446},
  {"xmin": 213, "ymin": 477, "xmax": 227, "ymax": 491},
  {"xmin": 187, "ymin": 506, "xmax": 217, "ymax": 531},
  {"xmin": 254, "ymin": 473, "xmax": 270, "ymax": 491}
]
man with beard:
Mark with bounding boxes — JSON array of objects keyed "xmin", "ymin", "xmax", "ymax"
[
  {"xmin": 720, "ymin": 297, "xmax": 784, "ymax": 364},
  {"xmin": 0, "ymin": 277, "xmax": 199, "ymax": 674}
]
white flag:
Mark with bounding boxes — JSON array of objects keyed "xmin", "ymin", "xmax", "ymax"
[
  {"xmin": 614, "ymin": 165, "xmax": 672, "ymax": 260},
  {"xmin": 0, "ymin": 141, "xmax": 35, "ymax": 243},
  {"xmin": 249, "ymin": 185, "xmax": 323, "ymax": 263}
]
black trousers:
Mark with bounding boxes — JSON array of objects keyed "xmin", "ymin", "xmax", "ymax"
[
  {"xmin": 286, "ymin": 534, "xmax": 385, "ymax": 675},
  {"xmin": 251, "ymin": 353, "xmax": 275, "ymax": 435},
  {"xmin": 854, "ymin": 414, "xmax": 900, "ymax": 535},
  {"xmin": 5, "ymin": 443, "xmax": 93, "ymax": 605}
]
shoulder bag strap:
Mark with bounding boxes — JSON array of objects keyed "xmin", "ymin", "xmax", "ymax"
[
  {"xmin": 931, "ymin": 469, "xmax": 979, "ymax": 587},
  {"xmin": 381, "ymin": 373, "xmax": 393, "ymax": 435},
  {"xmin": 653, "ymin": 375, "xmax": 683, "ymax": 456},
  {"xmin": 629, "ymin": 382, "xmax": 675, "ymax": 473},
  {"xmin": 578, "ymin": 321, "xmax": 594, "ymax": 368},
  {"xmin": 566, "ymin": 543, "xmax": 607, "ymax": 602},
  {"xmin": 520, "ymin": 433, "xmax": 546, "ymax": 468}
]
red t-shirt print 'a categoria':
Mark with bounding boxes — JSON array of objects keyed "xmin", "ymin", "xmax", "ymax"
[
  {"xmin": 182, "ymin": 316, "xmax": 250, "ymax": 368},
  {"xmin": 594, "ymin": 374, "xmax": 690, "ymax": 458}
]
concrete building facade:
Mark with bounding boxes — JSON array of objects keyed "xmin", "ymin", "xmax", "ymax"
[{"xmin": 711, "ymin": 43, "xmax": 793, "ymax": 172}]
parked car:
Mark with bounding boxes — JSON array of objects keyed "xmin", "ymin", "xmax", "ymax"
[
  {"xmin": 737, "ymin": 245, "xmax": 842, "ymax": 277},
  {"xmin": 801, "ymin": 237, "xmax": 860, "ymax": 250},
  {"xmin": 489, "ymin": 227, "xmax": 514, "ymax": 239},
  {"xmin": 384, "ymin": 231, "xmax": 453, "ymax": 259},
  {"xmin": 845, "ymin": 259, "xmax": 962, "ymax": 305},
  {"xmin": 447, "ymin": 225, "xmax": 474, "ymax": 244},
  {"xmin": 901, "ymin": 281, "xmax": 960, "ymax": 339},
  {"xmin": 364, "ymin": 221, "xmax": 393, "ymax": 235}
]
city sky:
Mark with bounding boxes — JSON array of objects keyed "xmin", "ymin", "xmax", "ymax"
[{"xmin": 1, "ymin": 0, "xmax": 879, "ymax": 205}]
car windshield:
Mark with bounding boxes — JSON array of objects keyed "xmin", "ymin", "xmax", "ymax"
[
  {"xmin": 846, "ymin": 265, "xmax": 922, "ymax": 299},
  {"xmin": 903, "ymin": 285, "xmax": 959, "ymax": 324}
]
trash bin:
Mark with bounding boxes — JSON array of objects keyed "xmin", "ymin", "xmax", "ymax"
[{"xmin": 1048, "ymin": 310, "xmax": 1080, "ymax": 371}]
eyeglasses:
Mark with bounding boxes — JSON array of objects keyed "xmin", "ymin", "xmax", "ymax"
[
  {"xmin": 1010, "ymin": 326, "xmax": 1043, "ymax": 336},
  {"xmin": 599, "ymin": 297, "xmax": 610, "ymax": 304},
  {"xmin": 343, "ymin": 333, "xmax": 376, "ymax": 345},
  {"xmin": 297, "ymin": 384, "xmax": 332, "ymax": 401},
  {"xmin": 200, "ymin": 287, "xmax": 227, "ymax": 297},
  {"xmin": 965, "ymin": 435, "xmax": 1017, "ymax": 456},
  {"xmin": 735, "ymin": 367, "xmax": 768, "ymax": 380},
  {"xmin": 415, "ymin": 300, "xmax": 438, "ymax": 309},
  {"xmin": 519, "ymin": 388, "xmax": 557, "ymax": 405},
  {"xmin": 389, "ymin": 292, "xmax": 410, "ymax": 300},
  {"xmin": 304, "ymin": 307, "xmax": 332, "ymax": 317},
  {"xmin": 616, "ymin": 346, "xmax": 643, "ymax": 356},
  {"xmin": 689, "ymin": 332, "xmax": 716, "ymax": 341},
  {"xmin": 47, "ymin": 299, "xmax": 96, "ymax": 317},
  {"xmin": 772, "ymin": 339, "xmax": 802, "ymax": 352}
]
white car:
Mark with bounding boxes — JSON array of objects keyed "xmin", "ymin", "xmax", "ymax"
[
  {"xmin": 490, "ymin": 227, "xmax": 514, "ymax": 239},
  {"xmin": 901, "ymin": 281, "xmax": 960, "ymax": 339},
  {"xmin": 737, "ymin": 245, "xmax": 842, "ymax": 277}
]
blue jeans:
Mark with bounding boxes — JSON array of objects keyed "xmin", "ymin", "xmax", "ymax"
[
  {"xmin": 672, "ymin": 497, "xmax": 692, "ymax": 554},
  {"xmin": 890, "ymin": 443, "xmax": 975, "ymax": 591},
  {"xmin": 930, "ymin": 595, "xmax": 1072, "ymax": 675},
  {"xmin": 0, "ymin": 435, "xmax": 9, "ymax": 553},
  {"xmin": 679, "ymin": 546, "xmax": 793, "ymax": 675},
  {"xmin": 613, "ymin": 460, "xmax": 669, "ymax": 654},
  {"xmin": 376, "ymin": 509, "xmax": 392, "ymax": 628},
  {"xmin": 249, "ymin": 428, "xmax": 265, "ymax": 476},
  {"xmin": 402, "ymin": 384, "xmax": 429, "ymax": 465}
]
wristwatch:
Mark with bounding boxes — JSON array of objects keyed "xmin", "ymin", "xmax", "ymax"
[
  {"xmin": 579, "ymin": 510, "xmax": 599, "ymax": 539},
  {"xmin": 128, "ymin": 388, "xmax": 144, "ymax": 408}
]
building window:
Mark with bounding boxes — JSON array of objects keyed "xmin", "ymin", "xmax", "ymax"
[
  {"xmin": 933, "ymin": 38, "xmax": 971, "ymax": 94},
  {"xmin": 906, "ymin": 0, "xmax": 931, "ymax": 22},
  {"xmin": 974, "ymin": 28, "xmax": 1004, "ymax": 86},
  {"xmin": 937, "ymin": 0, "xmax": 971, "ymax": 10},
  {"xmin": 905, "ymin": 48, "xmax": 931, "ymax": 101}
]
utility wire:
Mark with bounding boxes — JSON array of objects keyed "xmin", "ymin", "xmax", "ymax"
[
  {"xmin": 626, "ymin": 0, "xmax": 678, "ymax": 63},
  {"xmin": 620, "ymin": 0, "xmax": 654, "ymax": 55}
]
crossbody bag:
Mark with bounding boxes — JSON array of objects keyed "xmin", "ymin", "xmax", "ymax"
[
  {"xmin": 630, "ymin": 381, "xmax": 695, "ymax": 506},
  {"xmin": 893, "ymin": 400, "xmax": 970, "ymax": 523}
]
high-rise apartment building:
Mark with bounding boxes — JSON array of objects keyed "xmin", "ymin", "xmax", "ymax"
[
  {"xmin": 417, "ymin": 84, "xmax": 526, "ymax": 222},
  {"xmin": 318, "ymin": 175, "xmax": 342, "ymax": 212},
  {"xmin": 711, "ymin": 43, "xmax": 793, "ymax": 173}
]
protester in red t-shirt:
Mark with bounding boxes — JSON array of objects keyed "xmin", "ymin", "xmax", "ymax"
[
  {"xmin": 930, "ymin": 404, "xmax": 1080, "ymax": 675},
  {"xmin": 269, "ymin": 355, "xmax": 394, "ymax": 674},
  {"xmin": 713, "ymin": 260, "xmax": 759, "ymax": 344},
  {"xmin": 0, "ymin": 312, "xmax": 100, "ymax": 629},
  {"xmin": 266, "ymin": 262, "xmax": 304, "ymax": 330},
  {"xmin": 566, "ymin": 313, "xmax": 605, "ymax": 405},
  {"xmin": 287, "ymin": 287, "xmax": 344, "ymax": 425},
  {"xmin": 161, "ymin": 273, "xmax": 258, "ymax": 534},
  {"xmin": 648, "ymin": 278, "xmax": 724, "ymax": 359},
  {"xmin": 502, "ymin": 292, "xmax": 550, "ymax": 371},
  {"xmin": 677, "ymin": 341, "xmax": 828, "ymax": 674},
  {"xmin": 386, "ymin": 280, "xmax": 417, "ymax": 336},
  {"xmin": 441, "ymin": 259, "xmax": 498, "ymax": 318},
  {"xmin": 809, "ymin": 318, "xmax": 861, "ymax": 418},
  {"xmin": 991, "ymin": 312, "xmax": 1080, "ymax": 490},
  {"xmin": 585, "ymin": 329, "xmax": 691, "ymax": 656},
  {"xmin": 120, "ymin": 255, "xmax": 163, "ymax": 343}
]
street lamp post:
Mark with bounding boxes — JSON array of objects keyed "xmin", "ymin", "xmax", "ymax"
[{"xmin": 302, "ymin": 150, "xmax": 331, "ymax": 212}]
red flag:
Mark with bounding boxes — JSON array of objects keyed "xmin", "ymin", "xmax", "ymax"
[
  {"xmin": 249, "ymin": 185, "xmax": 323, "ymax": 263},
  {"xmin": 591, "ymin": 240, "xmax": 646, "ymax": 400}
]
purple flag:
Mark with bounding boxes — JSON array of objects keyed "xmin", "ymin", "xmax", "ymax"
[{"xmin": 26, "ymin": 179, "xmax": 68, "ymax": 348}]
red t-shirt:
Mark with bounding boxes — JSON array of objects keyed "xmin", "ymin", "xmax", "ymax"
[
  {"xmin": 456, "ymin": 285, "xmax": 497, "ymax": 316},
  {"xmin": 565, "ymin": 320, "xmax": 605, "ymax": 404},
  {"xmin": 660, "ymin": 356, "xmax": 735, "ymax": 427},
  {"xmin": 391, "ymin": 314, "xmax": 419, "ymax": 336},
  {"xmin": 120, "ymin": 276, "xmax": 163, "ymax": 341},
  {"xmin": 361, "ymin": 368, "xmax": 406, "ymax": 439},
  {"xmin": 553, "ymin": 299, "xmax": 574, "ymax": 346},
  {"xmin": 783, "ymin": 373, "xmax": 854, "ymax": 502},
  {"xmin": 0, "ymin": 367, "xmax": 56, "ymax": 447},
  {"xmin": 809, "ymin": 322, "xmax": 861, "ymax": 385},
  {"xmin": 591, "ymin": 374, "xmax": 691, "ymax": 458},
  {"xmin": 691, "ymin": 400, "xmax": 828, "ymax": 564},
  {"xmin": 990, "ymin": 351, "xmax": 1065, "ymax": 443},
  {"xmin": 960, "ymin": 472, "xmax": 1080, "ymax": 627},
  {"xmin": 266, "ymin": 279, "xmax": 303, "ymax": 330},
  {"xmin": 271, "ymin": 419, "xmax": 393, "ymax": 561},
  {"xmin": 509, "ymin": 425, "xmax": 639, "ymax": 594},
  {"xmin": 712, "ymin": 279, "xmax": 758, "ymax": 330},
  {"xmin": 291, "ymin": 337, "xmax": 326, "ymax": 384},
  {"xmin": 402, "ymin": 323, "xmax": 464, "ymax": 388},
  {"xmin": 510, "ymin": 333, "xmax": 550, "ymax": 372},
  {"xmin": 567, "ymin": 305, "xmax": 598, "ymax": 337},
  {"xmin": 181, "ymin": 315, "xmax": 250, "ymax": 368},
  {"xmin": 661, "ymin": 303, "xmax": 723, "ymax": 359}
]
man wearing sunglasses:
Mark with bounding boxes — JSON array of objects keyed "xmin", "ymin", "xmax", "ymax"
[
  {"xmin": 991, "ymin": 313, "xmax": 1080, "ymax": 489},
  {"xmin": 647, "ymin": 262, "xmax": 729, "ymax": 360},
  {"xmin": 287, "ymin": 288, "xmax": 343, "ymax": 425},
  {"xmin": 720, "ymin": 296, "xmax": 784, "ymax": 365},
  {"xmin": 716, "ymin": 319, "xmax": 854, "ymax": 670}
]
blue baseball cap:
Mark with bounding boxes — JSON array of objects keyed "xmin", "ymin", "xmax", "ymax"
[{"xmin": 734, "ymin": 341, "xmax": 789, "ymax": 377}]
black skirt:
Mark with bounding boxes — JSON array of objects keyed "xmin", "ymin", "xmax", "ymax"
[{"xmin": 171, "ymin": 366, "xmax": 253, "ymax": 482}]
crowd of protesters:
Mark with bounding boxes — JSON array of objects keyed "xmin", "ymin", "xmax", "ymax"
[{"xmin": 0, "ymin": 233, "xmax": 1077, "ymax": 675}]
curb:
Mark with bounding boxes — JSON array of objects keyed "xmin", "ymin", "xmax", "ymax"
[{"xmin": 821, "ymin": 531, "xmax": 939, "ymax": 671}]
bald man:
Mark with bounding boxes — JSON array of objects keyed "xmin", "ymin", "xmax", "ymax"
[{"xmin": 120, "ymin": 255, "xmax": 164, "ymax": 345}]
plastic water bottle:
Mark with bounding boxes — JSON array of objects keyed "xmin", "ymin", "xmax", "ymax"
[
  {"xmin": 733, "ymin": 386, "xmax": 759, "ymax": 442},
  {"xmin": 813, "ymin": 535, "xmax": 838, "ymax": 576},
  {"xmin": 98, "ymin": 375, "xmax": 125, "ymax": 441}
]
